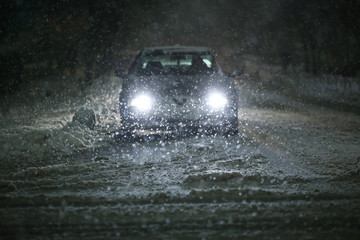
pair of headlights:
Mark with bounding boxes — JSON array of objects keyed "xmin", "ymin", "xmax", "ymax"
[{"xmin": 129, "ymin": 92, "xmax": 228, "ymax": 112}]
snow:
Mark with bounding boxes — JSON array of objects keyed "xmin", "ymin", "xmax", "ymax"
[
  {"xmin": 281, "ymin": 72, "xmax": 360, "ymax": 108},
  {"xmin": 72, "ymin": 107, "xmax": 96, "ymax": 129},
  {"xmin": 0, "ymin": 73, "xmax": 121, "ymax": 170},
  {"xmin": 1, "ymin": 59, "xmax": 360, "ymax": 239},
  {"xmin": 0, "ymin": 60, "xmax": 359, "ymax": 181}
]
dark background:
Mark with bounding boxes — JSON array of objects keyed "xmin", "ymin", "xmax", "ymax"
[{"xmin": 1, "ymin": 0, "xmax": 359, "ymax": 95}]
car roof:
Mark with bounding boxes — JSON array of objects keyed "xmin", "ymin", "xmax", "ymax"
[{"xmin": 142, "ymin": 45, "xmax": 215, "ymax": 54}]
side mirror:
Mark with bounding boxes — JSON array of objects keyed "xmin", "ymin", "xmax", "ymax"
[
  {"xmin": 115, "ymin": 69, "xmax": 126, "ymax": 78},
  {"xmin": 230, "ymin": 69, "xmax": 242, "ymax": 78}
]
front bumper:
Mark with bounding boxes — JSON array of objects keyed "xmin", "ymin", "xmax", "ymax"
[
  {"xmin": 119, "ymin": 113, "xmax": 237, "ymax": 136},
  {"xmin": 118, "ymin": 92, "xmax": 239, "ymax": 137}
]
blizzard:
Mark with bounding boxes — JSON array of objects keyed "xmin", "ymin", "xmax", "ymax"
[{"xmin": 1, "ymin": 58, "xmax": 359, "ymax": 239}]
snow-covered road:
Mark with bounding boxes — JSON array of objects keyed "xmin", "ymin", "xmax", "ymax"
[{"xmin": 1, "ymin": 74, "xmax": 359, "ymax": 239}]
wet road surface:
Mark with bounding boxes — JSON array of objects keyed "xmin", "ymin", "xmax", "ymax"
[{"xmin": 1, "ymin": 106, "xmax": 360, "ymax": 239}]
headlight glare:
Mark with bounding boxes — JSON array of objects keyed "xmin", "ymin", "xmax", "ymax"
[
  {"xmin": 130, "ymin": 94, "xmax": 152, "ymax": 111},
  {"xmin": 207, "ymin": 92, "xmax": 228, "ymax": 109}
]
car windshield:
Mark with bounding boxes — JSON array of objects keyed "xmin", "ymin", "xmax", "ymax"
[{"xmin": 132, "ymin": 50, "xmax": 217, "ymax": 76}]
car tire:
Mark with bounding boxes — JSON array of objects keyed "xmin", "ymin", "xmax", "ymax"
[{"xmin": 224, "ymin": 118, "xmax": 239, "ymax": 137}]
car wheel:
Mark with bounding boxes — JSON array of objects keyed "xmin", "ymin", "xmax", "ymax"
[{"xmin": 224, "ymin": 118, "xmax": 239, "ymax": 137}]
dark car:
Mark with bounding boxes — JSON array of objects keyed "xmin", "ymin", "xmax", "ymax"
[{"xmin": 115, "ymin": 46, "xmax": 239, "ymax": 139}]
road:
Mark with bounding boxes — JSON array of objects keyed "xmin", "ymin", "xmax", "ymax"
[{"xmin": 1, "ymin": 101, "xmax": 360, "ymax": 239}]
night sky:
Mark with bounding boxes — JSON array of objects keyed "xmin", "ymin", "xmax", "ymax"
[{"xmin": 1, "ymin": 0, "xmax": 360, "ymax": 95}]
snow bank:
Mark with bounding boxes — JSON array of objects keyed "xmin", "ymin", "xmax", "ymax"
[
  {"xmin": 236, "ymin": 54, "xmax": 360, "ymax": 109},
  {"xmin": 0, "ymin": 123, "xmax": 96, "ymax": 169},
  {"xmin": 0, "ymin": 73, "xmax": 121, "ymax": 170},
  {"xmin": 288, "ymin": 73, "xmax": 360, "ymax": 107}
]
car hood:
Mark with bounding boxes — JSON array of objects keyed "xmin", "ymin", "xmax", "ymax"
[{"xmin": 125, "ymin": 73, "xmax": 231, "ymax": 97}]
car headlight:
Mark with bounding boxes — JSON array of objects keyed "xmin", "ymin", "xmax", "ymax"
[
  {"xmin": 129, "ymin": 94, "xmax": 152, "ymax": 111},
  {"xmin": 207, "ymin": 92, "xmax": 228, "ymax": 109}
]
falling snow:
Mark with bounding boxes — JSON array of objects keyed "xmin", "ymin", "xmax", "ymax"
[{"xmin": 1, "ymin": 66, "xmax": 359, "ymax": 238}]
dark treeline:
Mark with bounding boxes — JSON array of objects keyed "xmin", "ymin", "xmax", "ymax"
[
  {"xmin": 0, "ymin": 0, "xmax": 359, "ymax": 94},
  {"xmin": 267, "ymin": 0, "xmax": 360, "ymax": 75}
]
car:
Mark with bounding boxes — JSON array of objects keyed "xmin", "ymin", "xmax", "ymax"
[{"xmin": 115, "ymin": 46, "xmax": 239, "ymax": 139}]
